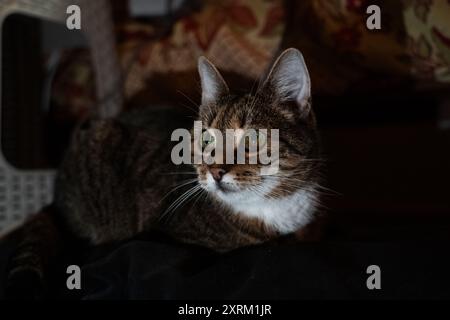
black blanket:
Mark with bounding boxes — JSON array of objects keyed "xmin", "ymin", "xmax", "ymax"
[
  {"xmin": 2, "ymin": 234, "xmax": 450, "ymax": 299},
  {"xmin": 78, "ymin": 240, "xmax": 450, "ymax": 299}
]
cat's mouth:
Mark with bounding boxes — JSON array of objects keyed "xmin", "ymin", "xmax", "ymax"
[
  {"xmin": 214, "ymin": 181, "xmax": 235, "ymax": 193},
  {"xmin": 199, "ymin": 171, "xmax": 253, "ymax": 195}
]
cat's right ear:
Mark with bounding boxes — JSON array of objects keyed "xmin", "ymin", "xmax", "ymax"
[{"xmin": 198, "ymin": 56, "xmax": 229, "ymax": 105}]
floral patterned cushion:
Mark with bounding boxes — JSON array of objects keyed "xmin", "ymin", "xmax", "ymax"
[
  {"xmin": 404, "ymin": 0, "xmax": 450, "ymax": 84},
  {"xmin": 51, "ymin": 0, "xmax": 285, "ymax": 117},
  {"xmin": 119, "ymin": 0, "xmax": 285, "ymax": 99},
  {"xmin": 50, "ymin": 0, "xmax": 450, "ymax": 120},
  {"xmin": 310, "ymin": 0, "xmax": 410, "ymax": 75}
]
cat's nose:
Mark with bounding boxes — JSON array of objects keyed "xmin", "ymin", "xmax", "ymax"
[{"xmin": 209, "ymin": 168, "xmax": 227, "ymax": 182}]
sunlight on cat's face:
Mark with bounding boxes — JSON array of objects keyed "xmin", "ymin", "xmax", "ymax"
[
  {"xmin": 194, "ymin": 50, "xmax": 318, "ymax": 205},
  {"xmin": 192, "ymin": 95, "xmax": 280, "ymax": 204},
  {"xmin": 196, "ymin": 161, "xmax": 275, "ymax": 204},
  {"xmin": 193, "ymin": 95, "xmax": 302, "ymax": 205}
]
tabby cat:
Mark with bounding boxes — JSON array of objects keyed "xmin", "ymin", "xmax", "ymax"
[
  {"xmin": 54, "ymin": 48, "xmax": 321, "ymax": 251},
  {"xmin": 6, "ymin": 49, "xmax": 322, "ymax": 297}
]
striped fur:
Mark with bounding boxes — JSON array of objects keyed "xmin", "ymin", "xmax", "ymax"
[
  {"xmin": 5, "ymin": 49, "xmax": 323, "ymax": 297},
  {"xmin": 54, "ymin": 49, "xmax": 322, "ymax": 251}
]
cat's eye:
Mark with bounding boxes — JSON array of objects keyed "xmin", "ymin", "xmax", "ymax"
[
  {"xmin": 249, "ymin": 133, "xmax": 258, "ymax": 147},
  {"xmin": 201, "ymin": 131, "xmax": 216, "ymax": 148},
  {"xmin": 257, "ymin": 131, "xmax": 267, "ymax": 148},
  {"xmin": 246, "ymin": 131, "xmax": 267, "ymax": 151}
]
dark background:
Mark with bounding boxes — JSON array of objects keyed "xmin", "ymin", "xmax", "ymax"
[{"xmin": 1, "ymin": 0, "xmax": 450, "ymax": 300}]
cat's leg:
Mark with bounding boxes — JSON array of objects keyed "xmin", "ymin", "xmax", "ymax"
[{"xmin": 4, "ymin": 205, "xmax": 68, "ymax": 299}]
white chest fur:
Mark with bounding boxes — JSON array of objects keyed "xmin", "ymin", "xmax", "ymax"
[{"xmin": 227, "ymin": 188, "xmax": 317, "ymax": 234}]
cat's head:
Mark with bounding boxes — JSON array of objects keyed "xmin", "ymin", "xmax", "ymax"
[{"xmin": 194, "ymin": 48, "xmax": 320, "ymax": 206}]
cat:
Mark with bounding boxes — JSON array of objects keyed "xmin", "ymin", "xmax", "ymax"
[
  {"xmin": 5, "ymin": 48, "xmax": 323, "ymax": 297},
  {"xmin": 54, "ymin": 48, "xmax": 321, "ymax": 250}
]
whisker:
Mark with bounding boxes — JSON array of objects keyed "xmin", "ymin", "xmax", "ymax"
[
  {"xmin": 159, "ymin": 172, "xmax": 198, "ymax": 175},
  {"xmin": 165, "ymin": 186, "xmax": 203, "ymax": 221},
  {"xmin": 170, "ymin": 186, "xmax": 202, "ymax": 212},
  {"xmin": 159, "ymin": 179, "xmax": 198, "ymax": 203},
  {"xmin": 177, "ymin": 90, "xmax": 199, "ymax": 109},
  {"xmin": 191, "ymin": 187, "xmax": 207, "ymax": 209},
  {"xmin": 159, "ymin": 184, "xmax": 202, "ymax": 221},
  {"xmin": 263, "ymin": 175, "xmax": 341, "ymax": 196},
  {"xmin": 179, "ymin": 103, "xmax": 198, "ymax": 114}
]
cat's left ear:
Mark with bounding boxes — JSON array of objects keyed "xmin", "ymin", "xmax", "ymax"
[
  {"xmin": 263, "ymin": 48, "xmax": 311, "ymax": 115},
  {"xmin": 198, "ymin": 56, "xmax": 229, "ymax": 105}
]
